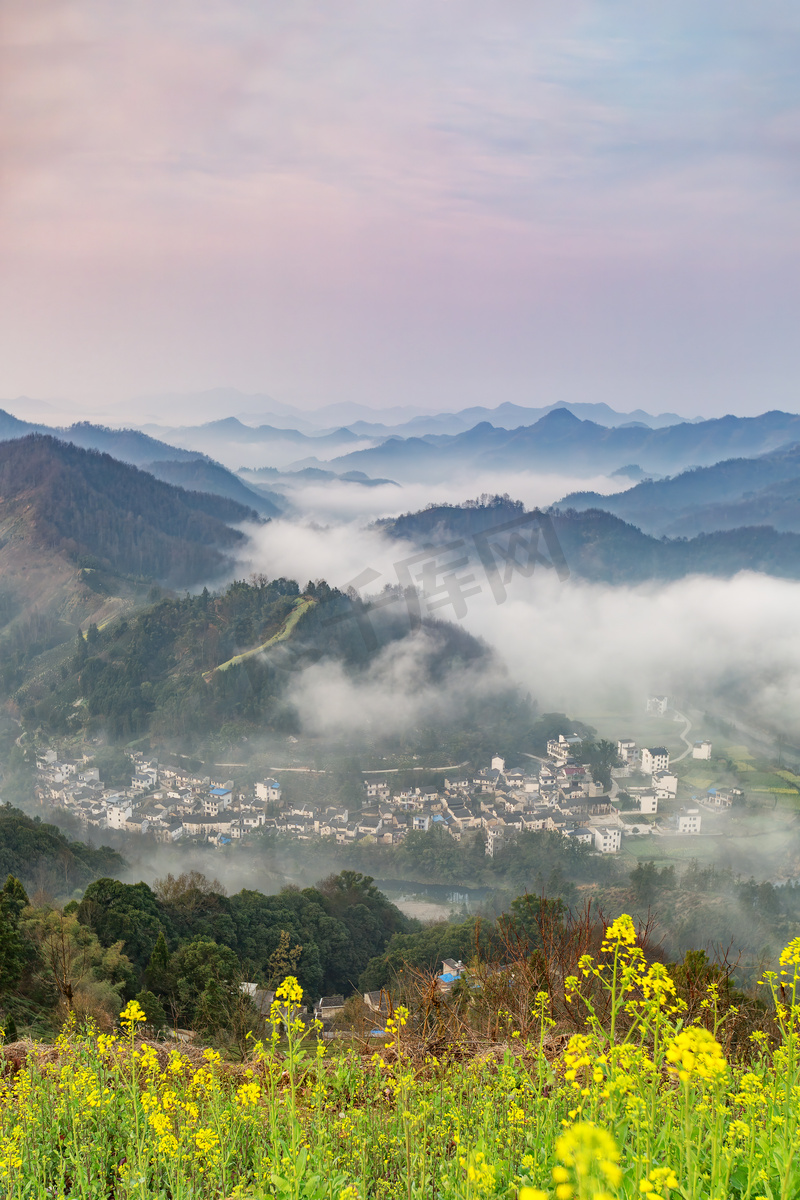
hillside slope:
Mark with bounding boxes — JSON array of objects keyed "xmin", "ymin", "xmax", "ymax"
[
  {"xmin": 560, "ymin": 443, "xmax": 800, "ymax": 536},
  {"xmin": 378, "ymin": 497, "xmax": 800, "ymax": 583},
  {"xmin": 144, "ymin": 459, "xmax": 283, "ymax": 518},
  {"xmin": 16, "ymin": 577, "xmax": 494, "ymax": 740},
  {"xmin": 0, "ymin": 409, "xmax": 200, "ymax": 468},
  {"xmin": 0, "ymin": 437, "xmax": 261, "ymax": 651}
]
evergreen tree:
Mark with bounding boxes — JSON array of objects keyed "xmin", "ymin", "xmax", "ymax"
[
  {"xmin": 0, "ymin": 876, "xmax": 29, "ymax": 994},
  {"xmin": 144, "ymin": 930, "xmax": 172, "ymax": 997},
  {"xmin": 135, "ymin": 989, "xmax": 167, "ymax": 1030}
]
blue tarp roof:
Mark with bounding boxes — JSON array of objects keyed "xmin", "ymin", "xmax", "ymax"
[
  {"xmin": 438, "ymin": 972, "xmax": 460, "ymax": 983},
  {"xmin": 210, "ymin": 787, "xmax": 231, "ymax": 796}
]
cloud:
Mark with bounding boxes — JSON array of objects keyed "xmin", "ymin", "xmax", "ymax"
[
  {"xmin": 251, "ymin": 469, "xmax": 622, "ymax": 526},
  {"xmin": 241, "ymin": 493, "xmax": 800, "ymax": 749},
  {"xmin": 284, "ymin": 625, "xmax": 505, "ymax": 739},
  {"xmin": 2, "ymin": 0, "xmax": 800, "ymax": 411},
  {"xmin": 462, "ymin": 570, "xmax": 800, "ymax": 745}
]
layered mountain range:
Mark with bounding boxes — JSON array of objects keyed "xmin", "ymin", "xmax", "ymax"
[
  {"xmin": 558, "ymin": 443, "xmax": 800, "ymax": 537},
  {"xmin": 324, "ymin": 409, "xmax": 800, "ymax": 482},
  {"xmin": 0, "ymin": 436, "xmax": 261, "ymax": 639},
  {"xmin": 379, "ymin": 496, "xmax": 800, "ymax": 584}
]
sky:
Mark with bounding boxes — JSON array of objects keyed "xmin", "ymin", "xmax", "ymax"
[{"xmin": 2, "ymin": 0, "xmax": 800, "ymax": 420}]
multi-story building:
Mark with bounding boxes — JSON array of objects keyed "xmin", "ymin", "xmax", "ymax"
[{"xmin": 641, "ymin": 747, "xmax": 670, "ymax": 775}]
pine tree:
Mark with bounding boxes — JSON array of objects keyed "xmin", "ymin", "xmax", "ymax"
[{"xmin": 144, "ymin": 930, "xmax": 172, "ymax": 997}]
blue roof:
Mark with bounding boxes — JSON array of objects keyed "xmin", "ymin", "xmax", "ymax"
[
  {"xmin": 210, "ymin": 787, "xmax": 231, "ymax": 796},
  {"xmin": 438, "ymin": 972, "xmax": 459, "ymax": 983},
  {"xmin": 432, "ymin": 814, "xmax": 445, "ymax": 823},
  {"xmin": 263, "ymin": 779, "xmax": 280, "ymax": 788}
]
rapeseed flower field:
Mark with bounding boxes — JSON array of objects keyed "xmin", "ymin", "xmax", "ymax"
[{"xmin": 1, "ymin": 916, "xmax": 799, "ymax": 1199}]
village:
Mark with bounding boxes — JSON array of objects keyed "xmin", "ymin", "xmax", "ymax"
[{"xmin": 30, "ymin": 709, "xmax": 742, "ymax": 856}]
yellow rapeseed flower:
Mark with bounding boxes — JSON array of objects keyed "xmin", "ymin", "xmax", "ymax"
[
  {"xmin": 555, "ymin": 1121, "xmax": 623, "ymax": 1194},
  {"xmin": 665, "ymin": 1028, "xmax": 727, "ymax": 1085},
  {"xmin": 275, "ymin": 975, "xmax": 304, "ymax": 1005},
  {"xmin": 119, "ymin": 1000, "xmax": 146, "ymax": 1035}
]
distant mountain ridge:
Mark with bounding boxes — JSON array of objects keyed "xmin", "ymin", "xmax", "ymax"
[
  {"xmin": 144, "ymin": 459, "xmax": 284, "ymax": 518},
  {"xmin": 378, "ymin": 496, "xmax": 800, "ymax": 583},
  {"xmin": 138, "ymin": 417, "xmax": 366, "ymax": 470},
  {"xmin": 559, "ymin": 442, "xmax": 800, "ymax": 536},
  {"xmin": 0, "ymin": 436, "xmax": 262, "ymax": 641},
  {"xmin": 0, "ymin": 409, "xmax": 201, "ymax": 468},
  {"xmin": 10, "ymin": 401, "xmax": 800, "ymax": 483},
  {"xmin": 326, "ymin": 408, "xmax": 800, "ymax": 482},
  {"xmin": 121, "ymin": 388, "xmax": 700, "ymax": 434}
]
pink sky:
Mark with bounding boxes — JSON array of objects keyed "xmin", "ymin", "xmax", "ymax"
[{"xmin": 2, "ymin": 0, "xmax": 800, "ymax": 418}]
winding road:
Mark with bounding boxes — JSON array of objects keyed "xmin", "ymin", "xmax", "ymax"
[{"xmin": 671, "ymin": 709, "xmax": 694, "ymax": 762}]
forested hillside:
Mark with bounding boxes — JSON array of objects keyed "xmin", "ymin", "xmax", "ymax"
[
  {"xmin": 144, "ymin": 459, "xmax": 284, "ymax": 518},
  {"xmin": 0, "ymin": 805, "xmax": 122, "ymax": 895},
  {"xmin": 0, "ymin": 436, "xmax": 259, "ymax": 584},
  {"xmin": 0, "ymin": 436, "xmax": 268, "ymax": 679},
  {"xmin": 560, "ymin": 442, "xmax": 800, "ymax": 536},
  {"xmin": 0, "ymin": 409, "xmax": 200, "ymax": 467},
  {"xmin": 13, "ymin": 576, "xmax": 494, "ymax": 742},
  {"xmin": 0, "ymin": 866, "xmax": 412, "ymax": 1038},
  {"xmin": 76, "ymin": 870, "xmax": 411, "ymax": 1009},
  {"xmin": 379, "ymin": 496, "xmax": 800, "ymax": 582}
]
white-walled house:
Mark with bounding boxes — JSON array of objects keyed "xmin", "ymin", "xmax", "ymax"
[
  {"xmin": 641, "ymin": 747, "xmax": 670, "ymax": 775},
  {"xmin": 255, "ymin": 779, "xmax": 282, "ymax": 803},
  {"xmin": 546, "ymin": 734, "xmax": 583, "ymax": 762},
  {"xmin": 106, "ymin": 802, "xmax": 133, "ymax": 830},
  {"xmin": 636, "ymin": 792, "xmax": 658, "ymax": 814},
  {"xmin": 617, "ymin": 739, "xmax": 637, "ymax": 764},
  {"xmin": 652, "ymin": 770, "xmax": 678, "ymax": 798},
  {"xmin": 677, "ymin": 807, "xmax": 702, "ymax": 834},
  {"xmin": 591, "ymin": 826, "xmax": 621, "ymax": 853},
  {"xmin": 646, "ymin": 696, "xmax": 669, "ymax": 716},
  {"xmin": 692, "ymin": 741, "xmax": 712, "ymax": 760}
]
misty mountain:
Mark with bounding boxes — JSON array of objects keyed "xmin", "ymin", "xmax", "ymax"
[
  {"xmin": 239, "ymin": 465, "xmax": 399, "ymax": 490},
  {"xmin": 144, "ymin": 459, "xmax": 284, "ymax": 518},
  {"xmin": 559, "ymin": 443, "xmax": 800, "ymax": 536},
  {"xmin": 0, "ymin": 408, "xmax": 200, "ymax": 468},
  {"xmin": 139, "ymin": 417, "xmax": 366, "ymax": 469},
  {"xmin": 345, "ymin": 400, "xmax": 700, "ymax": 438},
  {"xmin": 0, "ymin": 437, "xmax": 261, "ymax": 642},
  {"xmin": 378, "ymin": 496, "xmax": 800, "ymax": 584},
  {"xmin": 329, "ymin": 409, "xmax": 800, "ymax": 482},
  {"xmin": 127, "ymin": 389, "xmax": 698, "ymax": 436},
  {"xmin": 17, "ymin": 576, "xmax": 494, "ymax": 742}
]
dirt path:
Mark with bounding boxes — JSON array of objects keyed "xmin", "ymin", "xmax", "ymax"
[
  {"xmin": 202, "ymin": 595, "xmax": 316, "ymax": 682},
  {"xmin": 671, "ymin": 709, "xmax": 694, "ymax": 762}
]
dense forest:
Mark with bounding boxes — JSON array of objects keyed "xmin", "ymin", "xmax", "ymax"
[
  {"xmin": 0, "ymin": 435, "xmax": 260, "ymax": 585},
  {"xmin": 378, "ymin": 495, "xmax": 800, "ymax": 583},
  {"xmin": 0, "ymin": 868, "xmax": 416, "ymax": 1039},
  {"xmin": 12, "ymin": 575, "xmax": 507, "ymax": 746},
  {"xmin": 0, "ymin": 805, "xmax": 122, "ymax": 896}
]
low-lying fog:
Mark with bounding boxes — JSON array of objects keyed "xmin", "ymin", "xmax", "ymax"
[{"xmin": 234, "ymin": 469, "xmax": 800, "ymax": 751}]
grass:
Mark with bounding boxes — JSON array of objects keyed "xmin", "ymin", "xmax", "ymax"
[
  {"xmin": 202, "ymin": 596, "xmax": 317, "ymax": 682},
  {"xmin": 4, "ymin": 927, "xmax": 800, "ymax": 1200}
]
